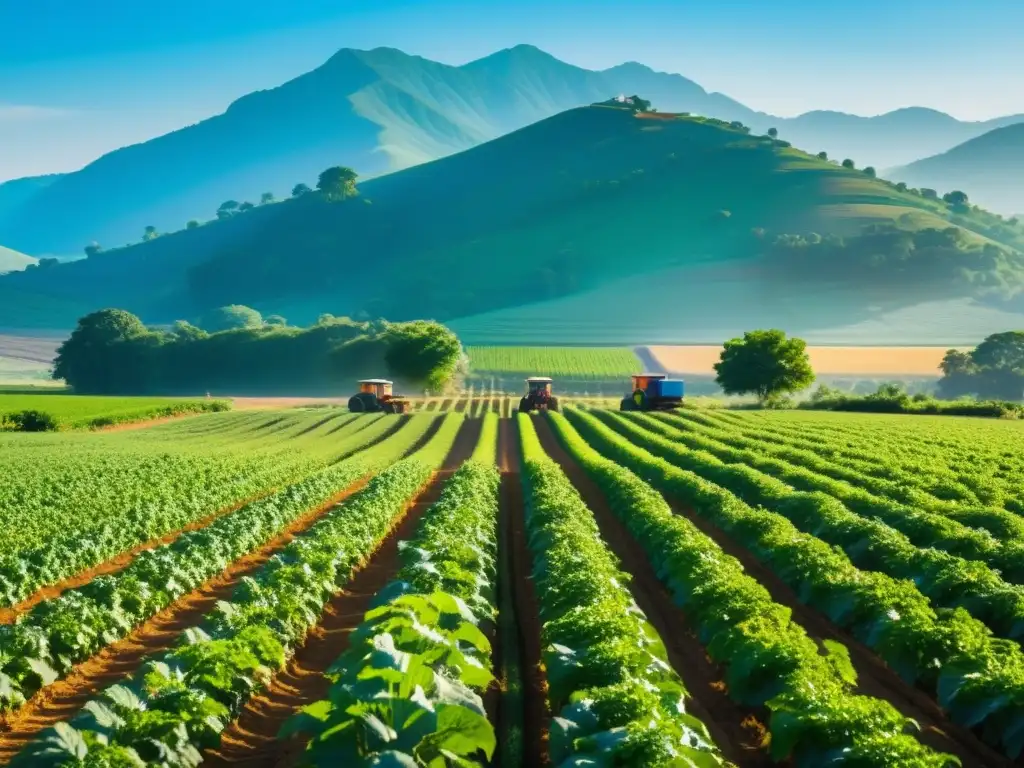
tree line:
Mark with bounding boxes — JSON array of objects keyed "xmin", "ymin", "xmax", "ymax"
[
  {"xmin": 81, "ymin": 166, "xmax": 360, "ymax": 258},
  {"xmin": 53, "ymin": 308, "xmax": 462, "ymax": 396}
]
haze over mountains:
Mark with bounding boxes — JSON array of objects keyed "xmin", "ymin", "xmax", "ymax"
[
  {"xmin": 4, "ymin": 104, "xmax": 1024, "ymax": 345},
  {"xmin": 1, "ymin": 44, "xmax": 1021, "ymax": 257},
  {"xmin": 890, "ymin": 123, "xmax": 1024, "ymax": 216}
]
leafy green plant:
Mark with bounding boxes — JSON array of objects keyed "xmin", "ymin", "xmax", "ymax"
[{"xmin": 517, "ymin": 414, "xmax": 727, "ymax": 767}]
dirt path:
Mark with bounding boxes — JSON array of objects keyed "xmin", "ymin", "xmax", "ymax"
[
  {"xmin": 498, "ymin": 417, "xmax": 549, "ymax": 768},
  {"xmin": 530, "ymin": 417, "xmax": 770, "ymax": 767},
  {"xmin": 656, "ymin": 486, "xmax": 1009, "ymax": 767},
  {"xmin": 0, "ymin": 478, "xmax": 373, "ymax": 763},
  {"xmin": 202, "ymin": 420, "xmax": 482, "ymax": 767}
]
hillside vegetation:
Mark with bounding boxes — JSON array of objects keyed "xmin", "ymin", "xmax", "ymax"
[
  {"xmin": 2, "ymin": 44, "xmax": 1021, "ymax": 258},
  {"xmin": 891, "ymin": 123, "xmax": 1024, "ymax": 216},
  {"xmin": 4, "ymin": 105, "xmax": 1023, "ymax": 343}
]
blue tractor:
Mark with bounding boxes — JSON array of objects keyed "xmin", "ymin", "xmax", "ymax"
[{"xmin": 619, "ymin": 373, "xmax": 685, "ymax": 411}]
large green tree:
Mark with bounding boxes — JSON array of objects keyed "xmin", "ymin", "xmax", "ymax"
[
  {"xmin": 199, "ymin": 304, "xmax": 264, "ymax": 332},
  {"xmin": 714, "ymin": 329, "xmax": 815, "ymax": 402},
  {"xmin": 53, "ymin": 309, "xmax": 148, "ymax": 393},
  {"xmin": 382, "ymin": 320, "xmax": 462, "ymax": 392},
  {"xmin": 316, "ymin": 166, "xmax": 359, "ymax": 201}
]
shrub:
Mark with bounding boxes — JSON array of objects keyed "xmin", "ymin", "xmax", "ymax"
[{"xmin": 5, "ymin": 410, "xmax": 60, "ymax": 432}]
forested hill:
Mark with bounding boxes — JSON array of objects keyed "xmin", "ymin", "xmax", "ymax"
[
  {"xmin": 2, "ymin": 44, "xmax": 1022, "ymax": 258},
  {"xmin": 4, "ymin": 105, "xmax": 1024, "ymax": 341}
]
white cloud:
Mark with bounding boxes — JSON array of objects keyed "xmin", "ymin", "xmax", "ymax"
[{"xmin": 0, "ymin": 105, "xmax": 71, "ymax": 122}]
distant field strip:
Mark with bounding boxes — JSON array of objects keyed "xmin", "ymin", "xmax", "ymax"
[
  {"xmin": 646, "ymin": 344, "xmax": 963, "ymax": 376},
  {"xmin": 467, "ymin": 345, "xmax": 642, "ymax": 378},
  {"xmin": 0, "ymin": 394, "xmax": 225, "ymax": 429}
]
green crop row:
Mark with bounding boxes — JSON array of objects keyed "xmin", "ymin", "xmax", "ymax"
[
  {"xmin": 9, "ymin": 415, "xmax": 464, "ymax": 767},
  {"xmin": 0, "ymin": 414, "xmax": 435, "ymax": 711},
  {"xmin": 701, "ymin": 410, "xmax": 1024, "ymax": 509},
  {"xmin": 551, "ymin": 410, "xmax": 955, "ymax": 766},
  {"xmin": 573, "ymin": 408, "xmax": 1024, "ymax": 759},
  {"xmin": 517, "ymin": 414, "xmax": 727, "ymax": 768},
  {"xmin": 640, "ymin": 412, "xmax": 1024, "ymax": 642},
  {"xmin": 625, "ymin": 411, "xmax": 1024, "ymax": 582},
  {"xmin": 284, "ymin": 457, "xmax": 501, "ymax": 765},
  {"xmin": 466, "ymin": 346, "xmax": 642, "ymax": 378},
  {"xmin": 0, "ymin": 413, "xmax": 393, "ymax": 607}
]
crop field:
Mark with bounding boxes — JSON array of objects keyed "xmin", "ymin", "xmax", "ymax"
[
  {"xmin": 467, "ymin": 345, "xmax": 642, "ymax": 379},
  {"xmin": 0, "ymin": 393, "xmax": 228, "ymax": 430},
  {"xmin": 3, "ymin": 405, "xmax": 1024, "ymax": 766}
]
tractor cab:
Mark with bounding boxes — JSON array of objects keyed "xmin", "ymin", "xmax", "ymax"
[
  {"xmin": 359, "ymin": 379, "xmax": 393, "ymax": 398},
  {"xmin": 520, "ymin": 377, "xmax": 559, "ymax": 413},
  {"xmin": 349, "ymin": 379, "xmax": 410, "ymax": 414},
  {"xmin": 621, "ymin": 373, "xmax": 685, "ymax": 411}
]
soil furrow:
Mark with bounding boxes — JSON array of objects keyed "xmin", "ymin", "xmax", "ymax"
[
  {"xmin": 530, "ymin": 416, "xmax": 770, "ymax": 767},
  {"xmin": 0, "ymin": 417, "xmax": 398, "ymax": 625},
  {"xmin": 202, "ymin": 419, "xmax": 481, "ymax": 767},
  {"xmin": 499, "ymin": 418, "xmax": 549, "ymax": 768},
  {"xmin": 0, "ymin": 478, "xmax": 373, "ymax": 763},
  {"xmin": 654, "ymin": 477, "xmax": 1009, "ymax": 766}
]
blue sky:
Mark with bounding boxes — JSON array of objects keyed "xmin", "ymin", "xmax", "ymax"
[{"xmin": 2, "ymin": 0, "xmax": 1023, "ymax": 181}]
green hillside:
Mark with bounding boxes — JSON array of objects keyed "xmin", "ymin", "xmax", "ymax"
[
  {"xmin": 3, "ymin": 44, "xmax": 1021, "ymax": 259},
  {"xmin": 891, "ymin": 124, "xmax": 1024, "ymax": 215},
  {"xmin": 0, "ymin": 245, "xmax": 36, "ymax": 274},
  {"xmin": 4, "ymin": 105, "xmax": 1023, "ymax": 342}
]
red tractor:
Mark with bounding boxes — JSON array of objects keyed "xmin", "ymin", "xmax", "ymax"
[
  {"xmin": 348, "ymin": 379, "xmax": 411, "ymax": 414},
  {"xmin": 519, "ymin": 377, "xmax": 559, "ymax": 413}
]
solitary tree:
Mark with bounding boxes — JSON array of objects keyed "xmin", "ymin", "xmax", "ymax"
[
  {"xmin": 292, "ymin": 183, "xmax": 312, "ymax": 198},
  {"xmin": 816, "ymin": 151, "xmax": 828, "ymax": 160},
  {"xmin": 198, "ymin": 304, "xmax": 264, "ymax": 332},
  {"xmin": 382, "ymin": 320, "xmax": 462, "ymax": 392},
  {"xmin": 863, "ymin": 166, "xmax": 877, "ymax": 178},
  {"xmin": 186, "ymin": 220, "xmax": 200, "ymax": 229},
  {"xmin": 841, "ymin": 158, "xmax": 855, "ymax": 169},
  {"xmin": 217, "ymin": 200, "xmax": 239, "ymax": 220},
  {"xmin": 714, "ymin": 329, "xmax": 815, "ymax": 403},
  {"xmin": 260, "ymin": 192, "xmax": 275, "ymax": 205},
  {"xmin": 971, "ymin": 331, "xmax": 1024, "ymax": 371},
  {"xmin": 895, "ymin": 182, "xmax": 908, "ymax": 192},
  {"xmin": 920, "ymin": 188, "xmax": 938, "ymax": 200},
  {"xmin": 53, "ymin": 309, "xmax": 147, "ymax": 392},
  {"xmin": 238, "ymin": 202, "xmax": 255, "ymax": 212},
  {"xmin": 767, "ymin": 127, "xmax": 778, "ymax": 138},
  {"xmin": 943, "ymin": 190, "xmax": 970, "ymax": 207},
  {"xmin": 317, "ymin": 166, "xmax": 359, "ymax": 201},
  {"xmin": 143, "ymin": 225, "xmax": 158, "ymax": 241},
  {"xmin": 84, "ymin": 242, "xmax": 103, "ymax": 258}
]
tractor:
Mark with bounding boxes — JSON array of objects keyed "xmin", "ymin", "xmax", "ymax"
[
  {"xmin": 620, "ymin": 373, "xmax": 684, "ymax": 411},
  {"xmin": 348, "ymin": 379, "xmax": 411, "ymax": 414},
  {"xmin": 519, "ymin": 377, "xmax": 559, "ymax": 413}
]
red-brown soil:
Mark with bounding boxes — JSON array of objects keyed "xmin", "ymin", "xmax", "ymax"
[
  {"xmin": 531, "ymin": 417, "xmax": 771, "ymax": 767},
  {"xmin": 660, "ymin": 485, "xmax": 1009, "ymax": 767},
  {"xmin": 203, "ymin": 419, "xmax": 482, "ymax": 767},
  {"xmin": 498, "ymin": 417, "xmax": 550, "ymax": 767},
  {"xmin": 0, "ymin": 479, "xmax": 372, "ymax": 763}
]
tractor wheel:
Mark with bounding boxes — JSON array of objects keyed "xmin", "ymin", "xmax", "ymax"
[
  {"xmin": 349, "ymin": 392, "xmax": 379, "ymax": 413},
  {"xmin": 632, "ymin": 389, "xmax": 648, "ymax": 411},
  {"xmin": 518, "ymin": 396, "xmax": 532, "ymax": 413},
  {"xmin": 620, "ymin": 397, "xmax": 634, "ymax": 411},
  {"xmin": 547, "ymin": 396, "xmax": 559, "ymax": 412}
]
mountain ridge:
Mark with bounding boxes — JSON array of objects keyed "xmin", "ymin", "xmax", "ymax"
[
  {"xmin": 1, "ymin": 44, "xmax": 1022, "ymax": 257},
  {"xmin": 890, "ymin": 123, "xmax": 1024, "ymax": 215},
  {"xmin": 4, "ymin": 105, "xmax": 1023, "ymax": 344}
]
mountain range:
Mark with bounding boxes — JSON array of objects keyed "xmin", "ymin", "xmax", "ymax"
[
  {"xmin": 890, "ymin": 123, "xmax": 1024, "ymax": 216},
  {"xmin": 1, "ymin": 44, "xmax": 1021, "ymax": 257},
  {"xmin": 4, "ymin": 104, "xmax": 1024, "ymax": 344}
]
